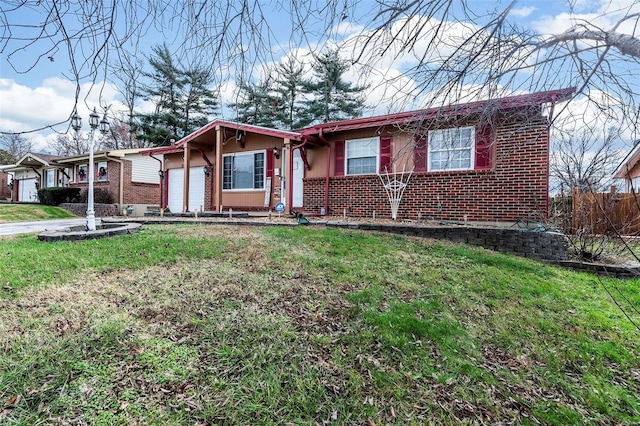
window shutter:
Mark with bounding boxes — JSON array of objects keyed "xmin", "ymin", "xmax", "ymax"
[
  {"xmin": 475, "ymin": 125, "xmax": 493, "ymax": 169},
  {"xmin": 379, "ymin": 137, "xmax": 393, "ymax": 173},
  {"xmin": 413, "ymin": 134, "xmax": 428, "ymax": 172},
  {"xmin": 266, "ymin": 148, "xmax": 274, "ymax": 178},
  {"xmin": 334, "ymin": 140, "xmax": 345, "ymax": 176}
]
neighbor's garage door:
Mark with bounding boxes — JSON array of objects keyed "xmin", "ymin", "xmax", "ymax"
[
  {"xmin": 18, "ymin": 178, "xmax": 38, "ymax": 202},
  {"xmin": 167, "ymin": 168, "xmax": 205, "ymax": 213}
]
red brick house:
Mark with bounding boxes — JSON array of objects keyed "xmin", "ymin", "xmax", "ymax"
[
  {"xmin": 144, "ymin": 88, "xmax": 574, "ymax": 222},
  {"xmin": 3, "ymin": 149, "xmax": 162, "ymax": 215}
]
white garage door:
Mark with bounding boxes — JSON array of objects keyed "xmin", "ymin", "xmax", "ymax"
[
  {"xmin": 167, "ymin": 168, "xmax": 205, "ymax": 213},
  {"xmin": 18, "ymin": 178, "xmax": 38, "ymax": 202}
]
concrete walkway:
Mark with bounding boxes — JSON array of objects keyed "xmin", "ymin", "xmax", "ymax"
[{"xmin": 0, "ymin": 218, "xmax": 88, "ymax": 236}]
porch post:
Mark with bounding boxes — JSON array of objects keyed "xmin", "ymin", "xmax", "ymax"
[
  {"xmin": 215, "ymin": 125, "xmax": 223, "ymax": 211},
  {"xmin": 183, "ymin": 143, "xmax": 191, "ymax": 212}
]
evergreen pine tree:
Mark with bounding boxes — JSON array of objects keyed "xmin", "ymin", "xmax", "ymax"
[
  {"xmin": 137, "ymin": 44, "xmax": 218, "ymax": 146},
  {"xmin": 274, "ymin": 57, "xmax": 307, "ymax": 130},
  {"xmin": 231, "ymin": 77, "xmax": 279, "ymax": 128},
  {"xmin": 298, "ymin": 49, "xmax": 368, "ymax": 127},
  {"xmin": 182, "ymin": 67, "xmax": 219, "ymax": 134}
]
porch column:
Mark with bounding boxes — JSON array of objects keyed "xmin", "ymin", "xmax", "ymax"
[
  {"xmin": 183, "ymin": 143, "xmax": 191, "ymax": 212},
  {"xmin": 215, "ymin": 125, "xmax": 223, "ymax": 211},
  {"xmin": 284, "ymin": 138, "xmax": 292, "ymax": 215}
]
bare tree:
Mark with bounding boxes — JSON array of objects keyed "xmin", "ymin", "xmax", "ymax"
[
  {"xmin": 550, "ymin": 125, "xmax": 622, "ymax": 193},
  {"xmin": 110, "ymin": 52, "xmax": 146, "ymax": 149},
  {"xmin": 50, "ymin": 133, "xmax": 94, "ymax": 157},
  {"xmin": 2, "ymin": 2, "xmax": 639, "ymax": 127},
  {"xmin": 0, "ymin": 133, "xmax": 33, "ymax": 159}
]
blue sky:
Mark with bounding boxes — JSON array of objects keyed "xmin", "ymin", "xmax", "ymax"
[{"xmin": 0, "ymin": 0, "xmax": 637, "ymax": 150}]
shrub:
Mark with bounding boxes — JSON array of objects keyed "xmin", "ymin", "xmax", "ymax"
[
  {"xmin": 79, "ymin": 188, "xmax": 115, "ymax": 204},
  {"xmin": 37, "ymin": 187, "xmax": 81, "ymax": 206}
]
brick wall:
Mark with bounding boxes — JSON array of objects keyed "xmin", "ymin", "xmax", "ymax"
[
  {"xmin": 69, "ymin": 160, "xmax": 160, "ymax": 206},
  {"xmin": 304, "ymin": 114, "xmax": 550, "ymax": 222},
  {"xmin": 69, "ymin": 161, "xmax": 122, "ymax": 204},
  {"xmin": 122, "ymin": 161, "xmax": 159, "ymax": 205}
]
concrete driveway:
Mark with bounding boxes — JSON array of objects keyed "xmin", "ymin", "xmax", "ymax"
[{"xmin": 0, "ymin": 218, "xmax": 88, "ymax": 236}]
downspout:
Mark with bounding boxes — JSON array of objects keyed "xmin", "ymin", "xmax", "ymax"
[
  {"xmin": 104, "ymin": 153, "xmax": 124, "ymax": 211},
  {"xmin": 544, "ymin": 94, "xmax": 557, "ymax": 219},
  {"xmin": 149, "ymin": 154, "xmax": 164, "ymax": 209}
]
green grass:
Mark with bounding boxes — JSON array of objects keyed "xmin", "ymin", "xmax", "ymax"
[
  {"xmin": 1, "ymin": 225, "xmax": 638, "ymax": 424},
  {"xmin": 0, "ymin": 203, "xmax": 76, "ymax": 223}
]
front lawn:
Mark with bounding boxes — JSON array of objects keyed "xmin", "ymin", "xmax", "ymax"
[
  {"xmin": 1, "ymin": 225, "xmax": 638, "ymax": 424},
  {"xmin": 0, "ymin": 203, "xmax": 76, "ymax": 223}
]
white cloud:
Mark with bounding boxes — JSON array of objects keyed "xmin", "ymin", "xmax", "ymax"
[
  {"xmin": 533, "ymin": 0, "xmax": 640, "ymax": 35},
  {"xmin": 0, "ymin": 77, "xmax": 127, "ymax": 151},
  {"xmin": 510, "ymin": 7, "xmax": 536, "ymax": 18}
]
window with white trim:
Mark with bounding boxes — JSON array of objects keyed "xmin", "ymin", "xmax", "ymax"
[
  {"xmin": 97, "ymin": 162, "xmax": 108, "ymax": 181},
  {"xmin": 222, "ymin": 151, "xmax": 265, "ymax": 190},
  {"xmin": 77, "ymin": 164, "xmax": 88, "ymax": 182},
  {"xmin": 346, "ymin": 137, "xmax": 379, "ymax": 175},
  {"xmin": 428, "ymin": 127, "xmax": 475, "ymax": 171}
]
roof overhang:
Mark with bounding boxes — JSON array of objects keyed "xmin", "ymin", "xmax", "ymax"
[
  {"xmin": 54, "ymin": 149, "xmax": 146, "ymax": 164},
  {"xmin": 14, "ymin": 153, "xmax": 55, "ymax": 168},
  {"xmin": 300, "ymin": 87, "xmax": 576, "ymax": 136},
  {"xmin": 141, "ymin": 119, "xmax": 304, "ymax": 156}
]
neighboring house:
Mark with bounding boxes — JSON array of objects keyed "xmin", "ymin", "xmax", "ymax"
[
  {"xmin": 144, "ymin": 88, "xmax": 574, "ymax": 222},
  {"xmin": 3, "ymin": 149, "xmax": 162, "ymax": 215},
  {"xmin": 613, "ymin": 140, "xmax": 640, "ymax": 192},
  {"xmin": 3, "ymin": 153, "xmax": 59, "ymax": 202}
]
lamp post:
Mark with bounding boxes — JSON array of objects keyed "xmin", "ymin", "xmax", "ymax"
[{"xmin": 71, "ymin": 107, "xmax": 109, "ymax": 231}]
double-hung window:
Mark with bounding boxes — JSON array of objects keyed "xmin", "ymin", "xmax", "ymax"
[
  {"xmin": 428, "ymin": 126, "xmax": 475, "ymax": 171},
  {"xmin": 346, "ymin": 137, "xmax": 379, "ymax": 175},
  {"xmin": 223, "ymin": 151, "xmax": 265, "ymax": 190}
]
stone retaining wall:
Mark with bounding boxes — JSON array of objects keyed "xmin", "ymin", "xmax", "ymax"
[
  {"xmin": 318, "ymin": 221, "xmax": 569, "ymax": 261},
  {"xmin": 59, "ymin": 203, "xmax": 120, "ymax": 217}
]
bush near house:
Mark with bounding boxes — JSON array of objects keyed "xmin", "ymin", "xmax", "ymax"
[
  {"xmin": 79, "ymin": 188, "xmax": 115, "ymax": 204},
  {"xmin": 37, "ymin": 187, "xmax": 81, "ymax": 206}
]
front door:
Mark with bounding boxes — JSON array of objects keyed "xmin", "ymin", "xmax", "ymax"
[{"xmin": 292, "ymin": 149, "xmax": 304, "ymax": 208}]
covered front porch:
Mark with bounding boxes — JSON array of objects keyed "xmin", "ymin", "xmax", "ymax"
[{"xmin": 143, "ymin": 120, "xmax": 308, "ymax": 215}]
